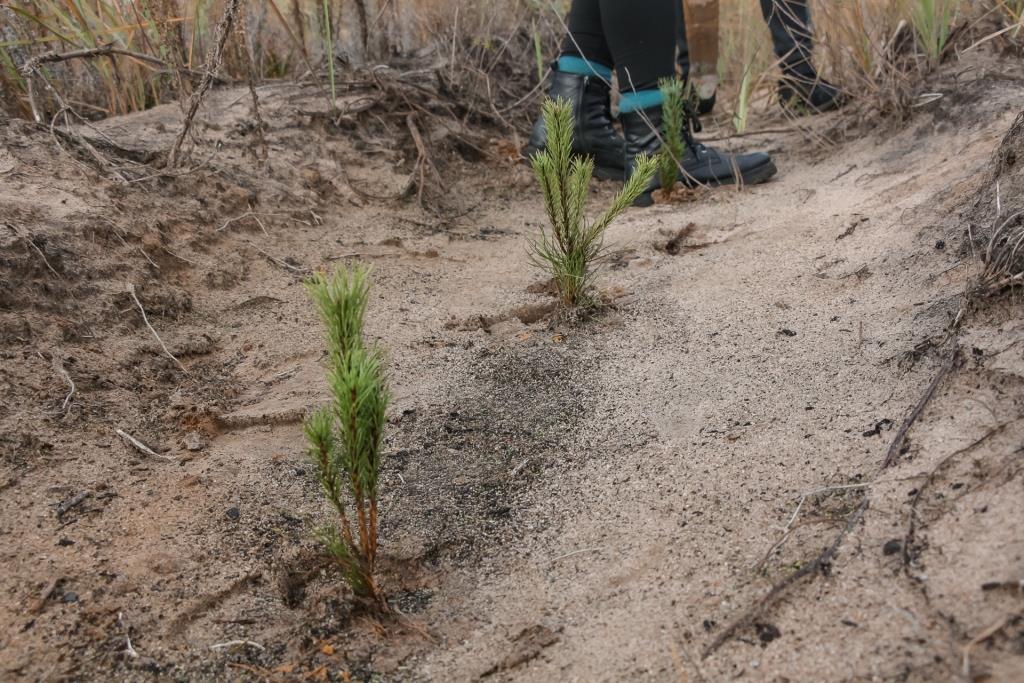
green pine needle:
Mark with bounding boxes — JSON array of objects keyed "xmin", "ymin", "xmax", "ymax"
[
  {"xmin": 657, "ymin": 78, "xmax": 686, "ymax": 193},
  {"xmin": 303, "ymin": 263, "xmax": 389, "ymax": 607},
  {"xmin": 528, "ymin": 98, "xmax": 656, "ymax": 307}
]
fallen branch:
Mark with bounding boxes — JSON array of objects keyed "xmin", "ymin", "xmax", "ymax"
[{"xmin": 127, "ymin": 284, "xmax": 188, "ymax": 374}]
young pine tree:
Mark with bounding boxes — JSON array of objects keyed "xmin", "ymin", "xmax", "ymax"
[
  {"xmin": 529, "ymin": 98, "xmax": 657, "ymax": 307},
  {"xmin": 657, "ymin": 77, "xmax": 687, "ymax": 196},
  {"xmin": 304, "ymin": 264, "xmax": 389, "ymax": 611}
]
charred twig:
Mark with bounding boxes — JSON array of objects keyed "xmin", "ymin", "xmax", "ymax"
[
  {"xmin": 56, "ymin": 490, "xmax": 91, "ymax": 518},
  {"xmin": 128, "ymin": 284, "xmax": 188, "ymax": 374}
]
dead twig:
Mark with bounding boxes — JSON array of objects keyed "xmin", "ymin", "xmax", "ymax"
[
  {"xmin": 127, "ymin": 284, "xmax": 188, "ymax": 374},
  {"xmin": 903, "ymin": 422, "xmax": 1011, "ymax": 570},
  {"xmin": 962, "ymin": 613, "xmax": 1020, "ymax": 678},
  {"xmin": 54, "ymin": 359, "xmax": 75, "ymax": 413},
  {"xmin": 56, "ymin": 490, "xmax": 91, "ymax": 518},
  {"xmin": 29, "ymin": 577, "xmax": 63, "ymax": 614},
  {"xmin": 705, "ymin": 342, "xmax": 961, "ymax": 659},
  {"xmin": 754, "ymin": 483, "xmax": 870, "ymax": 571},
  {"xmin": 243, "ymin": 243, "xmax": 308, "ymax": 274},
  {"xmin": 167, "ymin": 0, "xmax": 242, "ymax": 167},
  {"xmin": 118, "ymin": 612, "xmax": 139, "ymax": 658},
  {"xmin": 704, "ymin": 492, "xmax": 870, "ymax": 659},
  {"xmin": 210, "ymin": 640, "xmax": 265, "ymax": 652},
  {"xmin": 115, "ymin": 428, "xmax": 173, "ymax": 461},
  {"xmin": 11, "ymin": 225, "xmax": 61, "ymax": 278},
  {"xmin": 21, "ymin": 43, "xmax": 216, "ymax": 85},
  {"xmin": 881, "ymin": 344, "xmax": 959, "ymax": 469}
]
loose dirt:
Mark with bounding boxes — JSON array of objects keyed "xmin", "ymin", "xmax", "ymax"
[{"xmin": 2, "ymin": 55, "xmax": 1023, "ymax": 682}]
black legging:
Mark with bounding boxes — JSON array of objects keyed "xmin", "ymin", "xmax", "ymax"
[
  {"xmin": 560, "ymin": 0, "xmax": 677, "ymax": 92},
  {"xmin": 678, "ymin": 0, "xmax": 815, "ymax": 80}
]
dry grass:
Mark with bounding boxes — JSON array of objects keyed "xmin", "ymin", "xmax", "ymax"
[{"xmin": 1, "ymin": 0, "xmax": 1019, "ymax": 130}]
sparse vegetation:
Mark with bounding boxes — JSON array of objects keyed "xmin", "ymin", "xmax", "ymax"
[
  {"xmin": 528, "ymin": 98, "xmax": 656, "ymax": 307},
  {"xmin": 304, "ymin": 264, "xmax": 389, "ymax": 610},
  {"xmin": 909, "ymin": 0, "xmax": 958, "ymax": 66},
  {"xmin": 657, "ymin": 77, "xmax": 686, "ymax": 195}
]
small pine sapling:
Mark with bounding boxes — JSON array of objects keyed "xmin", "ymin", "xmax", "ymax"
[
  {"xmin": 304, "ymin": 264, "xmax": 389, "ymax": 611},
  {"xmin": 528, "ymin": 98, "xmax": 657, "ymax": 307},
  {"xmin": 657, "ymin": 77, "xmax": 687, "ymax": 196}
]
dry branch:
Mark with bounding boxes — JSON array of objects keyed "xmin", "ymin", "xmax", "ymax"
[
  {"xmin": 20, "ymin": 43, "xmax": 214, "ymax": 84},
  {"xmin": 167, "ymin": 0, "xmax": 242, "ymax": 167}
]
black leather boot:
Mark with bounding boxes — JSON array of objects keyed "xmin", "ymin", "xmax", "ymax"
[
  {"xmin": 622, "ymin": 105, "xmax": 777, "ymax": 207},
  {"xmin": 522, "ymin": 67, "xmax": 625, "ymax": 180},
  {"xmin": 778, "ymin": 70, "xmax": 847, "ymax": 114}
]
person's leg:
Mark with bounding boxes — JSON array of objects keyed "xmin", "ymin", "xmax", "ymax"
[
  {"xmin": 611, "ymin": 0, "xmax": 775, "ymax": 204},
  {"xmin": 559, "ymin": 0, "xmax": 613, "ymax": 80},
  {"xmin": 759, "ymin": 0, "xmax": 845, "ymax": 112},
  {"xmin": 598, "ymin": 0, "xmax": 677, "ymax": 110},
  {"xmin": 676, "ymin": 2, "xmax": 691, "ymax": 83},
  {"xmin": 760, "ymin": 0, "xmax": 814, "ymax": 76},
  {"xmin": 524, "ymin": 0, "xmax": 623, "ymax": 179}
]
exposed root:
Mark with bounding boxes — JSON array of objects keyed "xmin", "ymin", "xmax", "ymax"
[{"xmin": 703, "ymin": 341, "xmax": 960, "ymax": 659}]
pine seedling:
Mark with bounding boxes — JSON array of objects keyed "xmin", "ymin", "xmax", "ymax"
[
  {"xmin": 304, "ymin": 264, "xmax": 389, "ymax": 610},
  {"xmin": 657, "ymin": 78, "xmax": 687, "ymax": 195},
  {"xmin": 529, "ymin": 98, "xmax": 657, "ymax": 307}
]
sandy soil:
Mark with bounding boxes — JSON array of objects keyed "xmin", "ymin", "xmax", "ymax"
[{"xmin": 2, "ymin": 54, "xmax": 1023, "ymax": 682}]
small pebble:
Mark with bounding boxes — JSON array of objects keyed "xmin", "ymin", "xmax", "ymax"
[
  {"xmin": 882, "ymin": 539, "xmax": 902, "ymax": 556},
  {"xmin": 226, "ymin": 507, "xmax": 240, "ymax": 521},
  {"xmin": 62, "ymin": 591, "xmax": 79, "ymax": 603}
]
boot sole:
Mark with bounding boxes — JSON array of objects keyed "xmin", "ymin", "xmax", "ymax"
[
  {"xmin": 633, "ymin": 159, "xmax": 778, "ymax": 208},
  {"xmin": 521, "ymin": 146, "xmax": 623, "ymax": 182}
]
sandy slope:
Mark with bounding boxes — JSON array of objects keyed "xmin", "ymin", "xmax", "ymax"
[{"xmin": 1, "ymin": 57, "xmax": 1023, "ymax": 682}]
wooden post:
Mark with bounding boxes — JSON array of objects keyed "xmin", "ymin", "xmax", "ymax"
[{"xmin": 682, "ymin": 0, "xmax": 720, "ymax": 101}]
